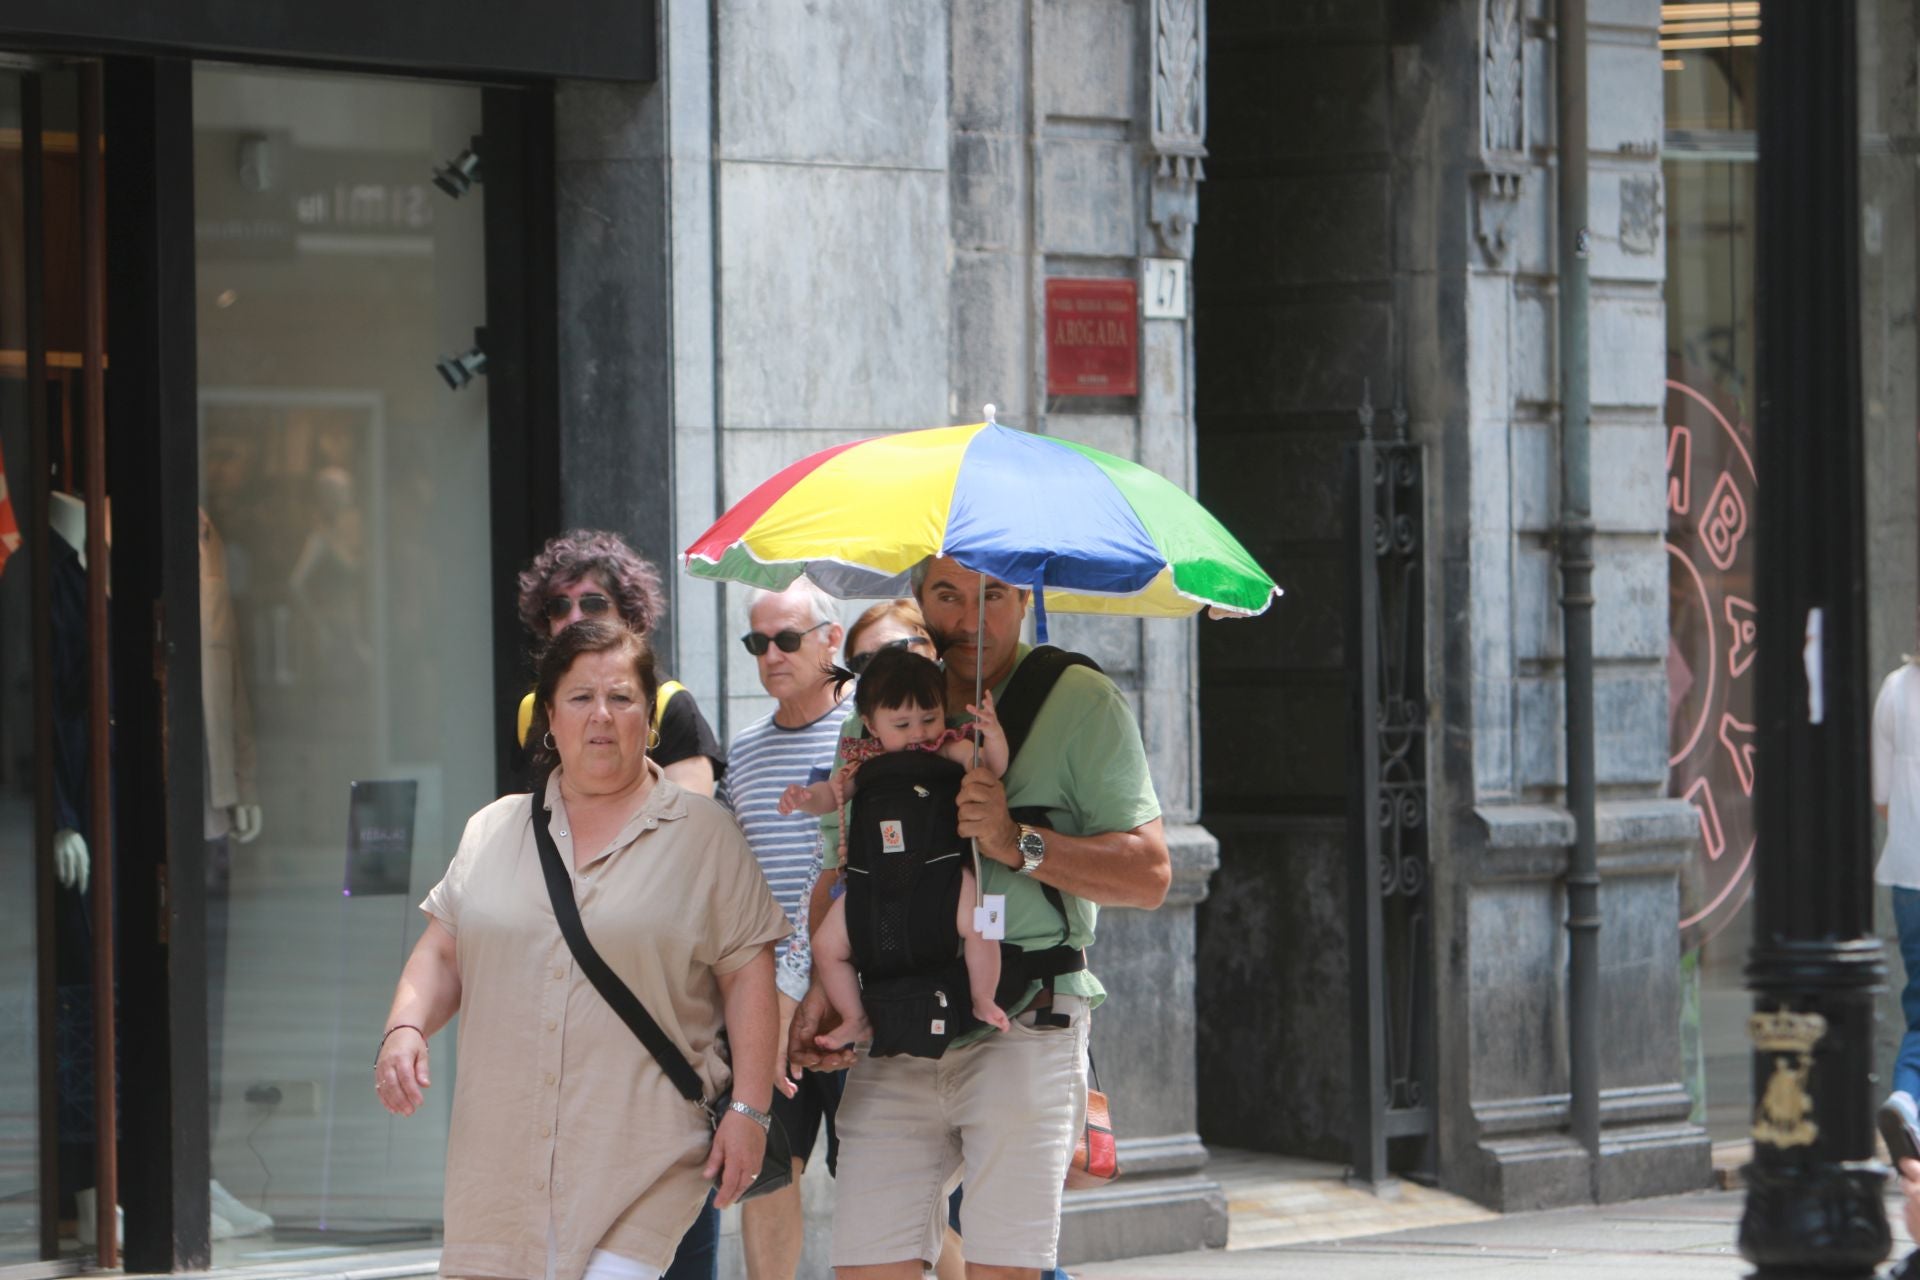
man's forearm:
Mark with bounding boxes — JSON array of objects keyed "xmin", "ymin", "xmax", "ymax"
[{"xmin": 986, "ymin": 819, "xmax": 1170, "ymax": 910}]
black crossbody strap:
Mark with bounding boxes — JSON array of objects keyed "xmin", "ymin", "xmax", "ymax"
[
  {"xmin": 995, "ymin": 644, "xmax": 1101, "ymax": 765},
  {"xmin": 530, "ymin": 794, "xmax": 706, "ymax": 1105},
  {"xmin": 997, "ymin": 645, "xmax": 1102, "ymax": 947}
]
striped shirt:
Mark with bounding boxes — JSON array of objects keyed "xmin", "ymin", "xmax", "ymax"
[{"xmin": 717, "ymin": 697, "xmax": 850, "ymax": 1000}]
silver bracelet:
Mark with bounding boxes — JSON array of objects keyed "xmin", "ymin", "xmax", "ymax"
[{"xmin": 727, "ymin": 1098, "xmax": 773, "ymax": 1132}]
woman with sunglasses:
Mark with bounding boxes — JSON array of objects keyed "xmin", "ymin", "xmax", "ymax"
[
  {"xmin": 842, "ymin": 599, "xmax": 936, "ymax": 676},
  {"xmin": 515, "ymin": 531, "xmax": 726, "ymax": 797}
]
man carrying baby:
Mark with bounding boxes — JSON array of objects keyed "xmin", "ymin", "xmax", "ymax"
[{"xmin": 788, "ymin": 556, "xmax": 1171, "ymax": 1280}]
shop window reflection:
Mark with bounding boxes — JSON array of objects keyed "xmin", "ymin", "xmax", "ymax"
[
  {"xmin": 194, "ymin": 64, "xmax": 489, "ymax": 1256},
  {"xmin": 1664, "ymin": 25, "xmax": 1760, "ymax": 1141}
]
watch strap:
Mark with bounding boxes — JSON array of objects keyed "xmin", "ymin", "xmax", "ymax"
[{"xmin": 727, "ymin": 1098, "xmax": 774, "ymax": 1131}]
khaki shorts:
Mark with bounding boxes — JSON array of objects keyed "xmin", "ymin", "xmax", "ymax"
[{"xmin": 829, "ymin": 994, "xmax": 1090, "ymax": 1272}]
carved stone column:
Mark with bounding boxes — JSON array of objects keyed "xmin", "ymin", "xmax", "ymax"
[
  {"xmin": 1148, "ymin": 0, "xmax": 1206, "ymax": 258},
  {"xmin": 1472, "ymin": 0, "xmax": 1527, "ymax": 267}
]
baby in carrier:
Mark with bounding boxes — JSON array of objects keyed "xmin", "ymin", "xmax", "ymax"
[{"xmin": 778, "ymin": 647, "xmax": 1011, "ymax": 1045}]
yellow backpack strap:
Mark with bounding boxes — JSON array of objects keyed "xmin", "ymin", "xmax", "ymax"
[
  {"xmin": 655, "ymin": 679, "xmax": 686, "ymax": 728},
  {"xmin": 516, "ymin": 690, "xmax": 537, "ymax": 747}
]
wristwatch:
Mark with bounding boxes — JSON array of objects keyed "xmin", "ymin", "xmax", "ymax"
[
  {"xmin": 1015, "ymin": 824, "xmax": 1047, "ymax": 877},
  {"xmin": 726, "ymin": 1098, "xmax": 773, "ymax": 1132}
]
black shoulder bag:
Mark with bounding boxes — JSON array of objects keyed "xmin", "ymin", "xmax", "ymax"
[{"xmin": 530, "ymin": 794, "xmax": 793, "ymax": 1201}]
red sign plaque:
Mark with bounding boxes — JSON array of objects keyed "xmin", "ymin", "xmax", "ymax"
[{"xmin": 1046, "ymin": 277, "xmax": 1138, "ymax": 397}]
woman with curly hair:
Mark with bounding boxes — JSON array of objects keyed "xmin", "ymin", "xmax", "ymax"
[{"xmin": 516, "ymin": 530, "xmax": 726, "ymax": 797}]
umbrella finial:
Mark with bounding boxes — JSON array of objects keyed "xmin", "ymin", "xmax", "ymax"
[{"xmin": 983, "ymin": 403, "xmax": 997, "ymax": 426}]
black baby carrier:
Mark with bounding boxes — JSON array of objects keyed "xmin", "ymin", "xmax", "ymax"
[{"xmin": 842, "ymin": 645, "xmax": 1099, "ymax": 1059}]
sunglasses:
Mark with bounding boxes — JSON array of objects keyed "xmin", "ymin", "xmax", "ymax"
[
  {"xmin": 741, "ymin": 620, "xmax": 832, "ymax": 656},
  {"xmin": 543, "ymin": 592, "xmax": 615, "ymax": 623},
  {"xmin": 845, "ymin": 636, "xmax": 932, "ymax": 676}
]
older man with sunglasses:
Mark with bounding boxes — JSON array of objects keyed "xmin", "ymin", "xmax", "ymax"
[{"xmin": 715, "ymin": 576, "xmax": 851, "ymax": 1280}]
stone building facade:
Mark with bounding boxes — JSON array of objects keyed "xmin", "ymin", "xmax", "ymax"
[
  {"xmin": 1192, "ymin": 0, "xmax": 1711, "ymax": 1217},
  {"xmin": 544, "ymin": 0, "xmax": 1741, "ymax": 1263},
  {"xmin": 549, "ymin": 0, "xmax": 1227, "ymax": 1267}
]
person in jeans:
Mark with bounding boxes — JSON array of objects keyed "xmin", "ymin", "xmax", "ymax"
[{"xmin": 1876, "ymin": 655, "xmax": 1920, "ymax": 1162}]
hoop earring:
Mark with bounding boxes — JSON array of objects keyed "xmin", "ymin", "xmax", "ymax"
[
  {"xmin": 542, "ymin": 731, "xmax": 556, "ymax": 750},
  {"xmin": 648, "ymin": 727, "xmax": 661, "ymax": 750}
]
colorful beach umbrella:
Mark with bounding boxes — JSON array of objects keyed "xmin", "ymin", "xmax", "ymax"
[{"xmin": 682, "ymin": 418, "xmax": 1280, "ymax": 635}]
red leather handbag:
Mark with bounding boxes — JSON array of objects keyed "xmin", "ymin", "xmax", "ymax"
[{"xmin": 1066, "ymin": 1060, "xmax": 1119, "ymax": 1188}]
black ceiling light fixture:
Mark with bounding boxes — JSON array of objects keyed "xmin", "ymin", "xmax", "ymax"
[
  {"xmin": 436, "ymin": 327, "xmax": 489, "ymax": 390},
  {"xmin": 432, "ymin": 137, "xmax": 483, "ymax": 198}
]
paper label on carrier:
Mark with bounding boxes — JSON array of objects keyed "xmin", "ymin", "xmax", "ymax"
[
  {"xmin": 974, "ymin": 894, "xmax": 1008, "ymax": 940},
  {"xmin": 879, "ymin": 820, "xmax": 905, "ymax": 852},
  {"xmin": 931, "ymin": 1019, "xmax": 946, "ymax": 1035}
]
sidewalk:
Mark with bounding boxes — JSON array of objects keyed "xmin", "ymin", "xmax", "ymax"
[
  {"xmin": 115, "ymin": 1147, "xmax": 1915, "ymax": 1280},
  {"xmin": 1075, "ymin": 1185, "xmax": 1916, "ymax": 1279}
]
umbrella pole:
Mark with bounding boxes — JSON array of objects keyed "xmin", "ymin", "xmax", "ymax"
[{"xmin": 972, "ymin": 572, "xmax": 985, "ymax": 907}]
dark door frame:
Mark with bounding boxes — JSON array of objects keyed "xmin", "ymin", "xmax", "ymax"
[
  {"xmin": 0, "ymin": 53, "xmax": 563, "ymax": 1274},
  {"xmin": 0, "ymin": 1, "xmax": 652, "ymax": 83}
]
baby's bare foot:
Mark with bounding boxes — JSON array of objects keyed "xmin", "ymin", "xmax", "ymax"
[
  {"xmin": 975, "ymin": 1000, "xmax": 1011, "ymax": 1033},
  {"xmin": 819, "ymin": 1016, "xmax": 870, "ymax": 1049}
]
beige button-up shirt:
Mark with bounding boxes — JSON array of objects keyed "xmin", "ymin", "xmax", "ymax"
[{"xmin": 422, "ymin": 765, "xmax": 789, "ymax": 1279}]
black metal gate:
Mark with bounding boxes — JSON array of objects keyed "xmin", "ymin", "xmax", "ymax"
[{"xmin": 1345, "ymin": 420, "xmax": 1436, "ymax": 1186}]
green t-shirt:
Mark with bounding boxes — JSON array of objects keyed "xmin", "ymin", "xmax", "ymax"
[{"xmin": 821, "ymin": 645, "xmax": 1162, "ymax": 1024}]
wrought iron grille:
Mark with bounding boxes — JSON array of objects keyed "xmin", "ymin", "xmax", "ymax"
[{"xmin": 1346, "ymin": 426, "xmax": 1436, "ymax": 1186}]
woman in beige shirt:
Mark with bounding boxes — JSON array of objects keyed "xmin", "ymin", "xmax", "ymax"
[{"xmin": 374, "ymin": 620, "xmax": 790, "ymax": 1280}]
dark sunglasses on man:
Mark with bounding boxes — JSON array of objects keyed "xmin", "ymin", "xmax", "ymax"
[
  {"xmin": 543, "ymin": 592, "xmax": 616, "ymax": 623},
  {"xmin": 845, "ymin": 635, "xmax": 932, "ymax": 675},
  {"xmin": 740, "ymin": 620, "xmax": 831, "ymax": 656}
]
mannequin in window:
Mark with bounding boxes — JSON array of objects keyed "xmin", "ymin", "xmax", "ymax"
[
  {"xmin": 201, "ymin": 508, "xmax": 272, "ymax": 1237},
  {"xmin": 46, "ymin": 487, "xmax": 114, "ymax": 1241},
  {"xmin": 288, "ymin": 465, "xmax": 371, "ymax": 678},
  {"xmin": 47, "ymin": 489, "xmax": 93, "ymax": 891},
  {"xmin": 48, "ymin": 495, "xmax": 275, "ymax": 1240}
]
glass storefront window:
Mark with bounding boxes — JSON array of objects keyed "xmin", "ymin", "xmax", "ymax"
[
  {"xmin": 1666, "ymin": 0, "xmax": 1919, "ymax": 1142},
  {"xmin": 0, "ymin": 67, "xmax": 42, "ymax": 1267},
  {"xmin": 192, "ymin": 65, "xmax": 491, "ymax": 1258},
  {"xmin": 1662, "ymin": 9, "xmax": 1758, "ymax": 134},
  {"xmin": 1663, "ymin": 10, "xmax": 1761, "ymax": 1143},
  {"xmin": 0, "ymin": 63, "xmax": 96, "ymax": 1265}
]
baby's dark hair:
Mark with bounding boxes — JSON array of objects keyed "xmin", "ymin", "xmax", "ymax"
[{"xmin": 826, "ymin": 646, "xmax": 947, "ymax": 724}]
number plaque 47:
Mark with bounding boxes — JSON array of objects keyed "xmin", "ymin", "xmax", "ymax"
[{"xmin": 1142, "ymin": 258, "xmax": 1187, "ymax": 320}]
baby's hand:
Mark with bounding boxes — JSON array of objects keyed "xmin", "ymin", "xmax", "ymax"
[
  {"xmin": 777, "ymin": 783, "xmax": 813, "ymax": 816},
  {"xmin": 966, "ymin": 690, "xmax": 1001, "ymax": 738}
]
